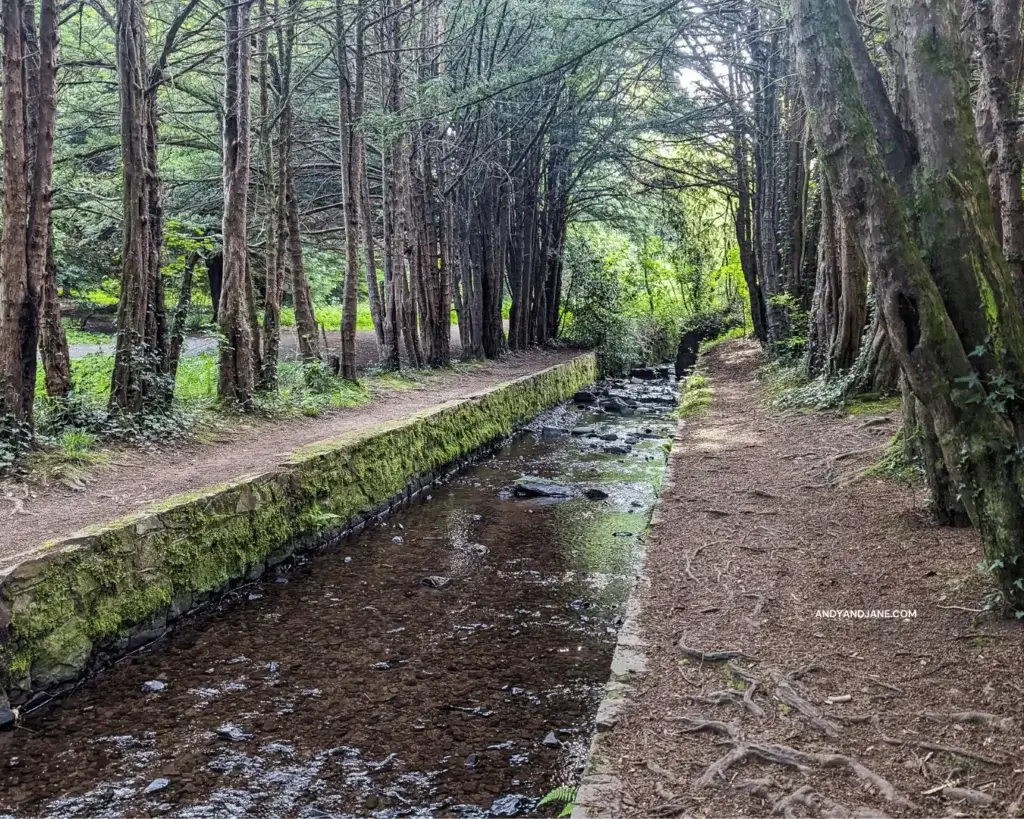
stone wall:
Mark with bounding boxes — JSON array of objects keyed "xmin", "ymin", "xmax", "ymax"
[{"xmin": 0, "ymin": 354, "xmax": 598, "ymax": 709}]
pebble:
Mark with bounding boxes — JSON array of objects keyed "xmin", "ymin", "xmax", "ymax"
[
  {"xmin": 216, "ymin": 723, "xmax": 252, "ymax": 742},
  {"xmin": 141, "ymin": 680, "xmax": 166, "ymax": 694},
  {"xmin": 542, "ymin": 731, "xmax": 559, "ymax": 747},
  {"xmin": 144, "ymin": 778, "xmax": 170, "ymax": 795}
]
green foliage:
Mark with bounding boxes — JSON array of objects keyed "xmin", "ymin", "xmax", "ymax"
[
  {"xmin": 676, "ymin": 372, "xmax": 712, "ymax": 417},
  {"xmin": 539, "ymin": 786, "xmax": 578, "ymax": 817},
  {"xmin": 858, "ymin": 429, "xmax": 921, "ymax": 483},
  {"xmin": 561, "ymin": 223, "xmax": 745, "ymax": 374},
  {"xmin": 767, "ymin": 292, "xmax": 810, "ymax": 360}
]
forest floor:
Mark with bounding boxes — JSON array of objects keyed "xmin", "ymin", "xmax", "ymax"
[
  {"xmin": 587, "ymin": 341, "xmax": 1024, "ymax": 818},
  {"xmin": 0, "ymin": 347, "xmax": 578, "ymax": 564}
]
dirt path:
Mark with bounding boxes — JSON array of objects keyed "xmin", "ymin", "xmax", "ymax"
[
  {"xmin": 1, "ymin": 348, "xmax": 579, "ymax": 563},
  {"xmin": 589, "ymin": 341, "xmax": 1024, "ymax": 818}
]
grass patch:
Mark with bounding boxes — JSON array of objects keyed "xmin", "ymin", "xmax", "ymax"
[
  {"xmin": 676, "ymin": 372, "xmax": 712, "ymax": 417},
  {"xmin": 699, "ymin": 326, "xmax": 748, "ymax": 354},
  {"xmin": 63, "ymin": 322, "xmax": 112, "ymax": 346},
  {"xmin": 843, "ymin": 394, "xmax": 902, "ymax": 415}
]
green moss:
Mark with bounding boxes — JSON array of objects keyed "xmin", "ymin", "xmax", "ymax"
[
  {"xmin": 675, "ymin": 373, "xmax": 712, "ymax": 418},
  {"xmin": 843, "ymin": 394, "xmax": 902, "ymax": 415},
  {"xmin": 1, "ymin": 354, "xmax": 598, "ymax": 693}
]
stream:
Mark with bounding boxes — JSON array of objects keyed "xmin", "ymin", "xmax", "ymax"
[{"xmin": 0, "ymin": 369, "xmax": 678, "ymax": 818}]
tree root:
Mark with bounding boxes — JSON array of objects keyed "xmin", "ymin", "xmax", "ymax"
[
  {"xmin": 770, "ymin": 670, "xmax": 840, "ymax": 737},
  {"xmin": 939, "ymin": 787, "xmax": 993, "ymax": 808},
  {"xmin": 918, "ymin": 710, "xmax": 1015, "ymax": 732},
  {"xmin": 681, "ymin": 687, "xmax": 765, "ymax": 718},
  {"xmin": 678, "ymin": 638, "xmax": 755, "ymax": 664},
  {"xmin": 876, "ymin": 731, "xmax": 1007, "ymax": 766},
  {"xmin": 695, "ymin": 741, "xmax": 915, "ymax": 809},
  {"xmin": 670, "ymin": 716, "xmax": 741, "ymax": 741}
]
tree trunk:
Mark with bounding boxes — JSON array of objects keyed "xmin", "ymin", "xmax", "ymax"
[
  {"xmin": 793, "ymin": 0, "xmax": 1024, "ymax": 606},
  {"xmin": 0, "ymin": 0, "xmax": 32, "ymax": 430},
  {"xmin": 218, "ymin": 0, "xmax": 256, "ymax": 408},
  {"xmin": 336, "ymin": 0, "xmax": 361, "ymax": 379}
]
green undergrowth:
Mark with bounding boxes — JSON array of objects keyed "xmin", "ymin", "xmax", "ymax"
[
  {"xmin": 676, "ymin": 372, "xmax": 712, "ymax": 417},
  {"xmin": 856, "ymin": 429, "xmax": 921, "ymax": 483},
  {"xmin": 758, "ymin": 360, "xmax": 899, "ymax": 415}
]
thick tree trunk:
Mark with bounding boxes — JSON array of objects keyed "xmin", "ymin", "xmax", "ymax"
[
  {"xmin": 168, "ymin": 251, "xmax": 197, "ymax": 384},
  {"xmin": 0, "ymin": 0, "xmax": 32, "ymax": 428},
  {"xmin": 793, "ymin": 0, "xmax": 1024, "ymax": 606},
  {"xmin": 110, "ymin": 0, "xmax": 153, "ymax": 414}
]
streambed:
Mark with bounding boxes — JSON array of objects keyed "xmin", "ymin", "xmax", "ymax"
[{"xmin": 0, "ymin": 371, "xmax": 677, "ymax": 818}]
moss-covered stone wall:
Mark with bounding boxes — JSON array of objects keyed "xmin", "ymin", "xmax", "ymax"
[{"xmin": 0, "ymin": 354, "xmax": 597, "ymax": 706}]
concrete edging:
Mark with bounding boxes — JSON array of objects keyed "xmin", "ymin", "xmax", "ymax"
[{"xmin": 0, "ymin": 353, "xmax": 598, "ymax": 710}]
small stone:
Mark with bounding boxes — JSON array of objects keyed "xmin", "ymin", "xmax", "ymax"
[
  {"xmin": 604, "ymin": 445, "xmax": 630, "ymax": 455},
  {"xmin": 542, "ymin": 731, "xmax": 559, "ymax": 747},
  {"xmin": 274, "ymin": 576, "xmax": 288, "ymax": 584},
  {"xmin": 344, "ymin": 556, "xmax": 353, "ymax": 563},
  {"xmin": 0, "ymin": 707, "xmax": 15, "ymax": 730},
  {"xmin": 142, "ymin": 680, "xmax": 166, "ymax": 694},
  {"xmin": 570, "ymin": 426, "xmax": 595, "ymax": 436},
  {"xmin": 598, "ymin": 432, "xmax": 618, "ymax": 441},
  {"xmin": 584, "ymin": 488, "xmax": 609, "ymax": 501},
  {"xmin": 392, "ymin": 536, "xmax": 404, "ymax": 544},
  {"xmin": 465, "ymin": 752, "xmax": 478, "ymax": 768},
  {"xmin": 490, "ymin": 795, "xmax": 526, "ymax": 816},
  {"xmin": 421, "ymin": 575, "xmax": 451, "ymax": 589},
  {"xmin": 541, "ymin": 426, "xmax": 564, "ymax": 438},
  {"xmin": 572, "ymin": 391, "xmax": 597, "ymax": 403},
  {"xmin": 144, "ymin": 778, "xmax": 170, "ymax": 795},
  {"xmin": 471, "ymin": 514, "xmax": 483, "ymax": 522},
  {"xmin": 216, "ymin": 723, "xmax": 252, "ymax": 742}
]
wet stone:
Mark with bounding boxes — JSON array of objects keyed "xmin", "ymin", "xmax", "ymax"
[
  {"xmin": 216, "ymin": 723, "xmax": 252, "ymax": 742},
  {"xmin": 491, "ymin": 794, "xmax": 531, "ymax": 816},
  {"xmin": 421, "ymin": 575, "xmax": 451, "ymax": 588},
  {"xmin": 541, "ymin": 426, "xmax": 565, "ymax": 438},
  {"xmin": 570, "ymin": 426, "xmax": 596, "ymax": 436},
  {"xmin": 542, "ymin": 731, "xmax": 560, "ymax": 747},
  {"xmin": 0, "ymin": 707, "xmax": 15, "ymax": 730},
  {"xmin": 143, "ymin": 778, "xmax": 170, "ymax": 795},
  {"xmin": 513, "ymin": 477, "xmax": 574, "ymax": 498},
  {"xmin": 572, "ymin": 390, "xmax": 597, "ymax": 403},
  {"xmin": 584, "ymin": 488, "xmax": 609, "ymax": 501},
  {"xmin": 141, "ymin": 680, "xmax": 166, "ymax": 694}
]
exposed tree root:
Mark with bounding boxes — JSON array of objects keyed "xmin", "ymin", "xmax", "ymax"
[
  {"xmin": 670, "ymin": 716, "xmax": 741, "ymax": 741},
  {"xmin": 918, "ymin": 710, "xmax": 1015, "ymax": 732},
  {"xmin": 770, "ymin": 669, "xmax": 840, "ymax": 737},
  {"xmin": 876, "ymin": 731, "xmax": 1007, "ymax": 766},
  {"xmin": 681, "ymin": 688, "xmax": 765, "ymax": 718},
  {"xmin": 694, "ymin": 740, "xmax": 915, "ymax": 810},
  {"xmin": 939, "ymin": 787, "xmax": 994, "ymax": 808},
  {"xmin": 678, "ymin": 639, "xmax": 755, "ymax": 663}
]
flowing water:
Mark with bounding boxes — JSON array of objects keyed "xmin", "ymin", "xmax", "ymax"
[{"xmin": 0, "ymin": 374, "xmax": 677, "ymax": 818}]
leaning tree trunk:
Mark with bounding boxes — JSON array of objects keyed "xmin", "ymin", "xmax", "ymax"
[
  {"xmin": 218, "ymin": 0, "xmax": 256, "ymax": 408},
  {"xmin": 793, "ymin": 0, "xmax": 1024, "ymax": 606}
]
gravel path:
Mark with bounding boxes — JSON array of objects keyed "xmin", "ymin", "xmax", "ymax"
[
  {"xmin": 1, "ymin": 348, "xmax": 580, "ymax": 563},
  {"xmin": 581, "ymin": 341, "xmax": 1024, "ymax": 818}
]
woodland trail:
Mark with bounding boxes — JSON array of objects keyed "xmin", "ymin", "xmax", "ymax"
[
  {"xmin": 0, "ymin": 348, "xmax": 578, "ymax": 564},
  {"xmin": 587, "ymin": 341, "xmax": 1024, "ymax": 818}
]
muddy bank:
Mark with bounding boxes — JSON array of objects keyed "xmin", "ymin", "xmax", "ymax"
[{"xmin": 0, "ymin": 372, "xmax": 678, "ymax": 817}]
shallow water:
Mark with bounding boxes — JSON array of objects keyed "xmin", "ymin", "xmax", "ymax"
[{"xmin": 0, "ymin": 376, "xmax": 676, "ymax": 818}]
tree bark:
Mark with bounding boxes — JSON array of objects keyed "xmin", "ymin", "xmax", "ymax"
[
  {"xmin": 793, "ymin": 0, "xmax": 1024, "ymax": 606},
  {"xmin": 218, "ymin": 0, "xmax": 256, "ymax": 408}
]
